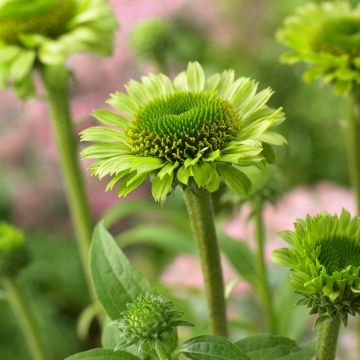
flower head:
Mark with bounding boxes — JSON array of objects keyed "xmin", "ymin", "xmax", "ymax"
[
  {"xmin": 81, "ymin": 62, "xmax": 285, "ymax": 201},
  {"xmin": 277, "ymin": 1, "xmax": 360, "ymax": 94},
  {"xmin": 0, "ymin": 0, "xmax": 117, "ymax": 98},
  {"xmin": 115, "ymin": 293, "xmax": 192, "ymax": 358},
  {"xmin": 0, "ymin": 221, "xmax": 29, "ymax": 275},
  {"xmin": 272, "ymin": 209, "xmax": 360, "ymax": 326}
]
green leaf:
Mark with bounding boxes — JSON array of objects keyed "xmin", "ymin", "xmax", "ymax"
[
  {"xmin": 90, "ymin": 223, "xmax": 152, "ymax": 320},
  {"xmin": 235, "ymin": 335, "xmax": 314, "ymax": 360},
  {"xmin": 115, "ymin": 224, "xmax": 195, "ymax": 253},
  {"xmin": 102, "ymin": 318, "xmax": 120, "ymax": 349},
  {"xmin": 219, "ymin": 234, "xmax": 258, "ymax": 284},
  {"xmin": 65, "ymin": 349, "xmax": 140, "ymax": 360},
  {"xmin": 179, "ymin": 336, "xmax": 251, "ymax": 360},
  {"xmin": 217, "ymin": 164, "xmax": 251, "ymax": 196}
]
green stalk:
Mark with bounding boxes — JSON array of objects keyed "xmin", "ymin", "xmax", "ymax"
[
  {"xmin": 316, "ymin": 316, "xmax": 341, "ymax": 360},
  {"xmin": 3, "ymin": 276, "xmax": 50, "ymax": 360},
  {"xmin": 40, "ymin": 65, "xmax": 93, "ymax": 298},
  {"xmin": 183, "ymin": 188, "xmax": 228, "ymax": 337},
  {"xmin": 347, "ymin": 86, "xmax": 360, "ymax": 215},
  {"xmin": 253, "ymin": 202, "xmax": 278, "ymax": 334}
]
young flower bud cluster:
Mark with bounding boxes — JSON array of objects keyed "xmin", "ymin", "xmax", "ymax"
[
  {"xmin": 115, "ymin": 293, "xmax": 192, "ymax": 359},
  {"xmin": 0, "ymin": 222, "xmax": 29, "ymax": 276}
]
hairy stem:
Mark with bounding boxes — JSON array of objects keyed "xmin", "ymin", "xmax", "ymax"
[
  {"xmin": 3, "ymin": 276, "xmax": 50, "ymax": 360},
  {"xmin": 253, "ymin": 202, "xmax": 278, "ymax": 334},
  {"xmin": 316, "ymin": 316, "xmax": 341, "ymax": 360},
  {"xmin": 347, "ymin": 86, "xmax": 360, "ymax": 215},
  {"xmin": 183, "ymin": 188, "xmax": 228, "ymax": 337},
  {"xmin": 40, "ymin": 65, "xmax": 94, "ymax": 299}
]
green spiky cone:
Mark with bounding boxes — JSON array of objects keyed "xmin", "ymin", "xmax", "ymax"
[
  {"xmin": 273, "ymin": 209, "xmax": 360, "ymax": 326},
  {"xmin": 0, "ymin": 222, "xmax": 29, "ymax": 276},
  {"xmin": 277, "ymin": 1, "xmax": 360, "ymax": 94},
  {"xmin": 0, "ymin": 0, "xmax": 117, "ymax": 98},
  {"xmin": 80, "ymin": 62, "xmax": 286, "ymax": 202},
  {"xmin": 114, "ymin": 293, "xmax": 192, "ymax": 359}
]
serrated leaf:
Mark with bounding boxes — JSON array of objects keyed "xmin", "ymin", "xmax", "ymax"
[
  {"xmin": 179, "ymin": 336, "xmax": 251, "ymax": 360},
  {"xmin": 65, "ymin": 349, "xmax": 141, "ymax": 360},
  {"xmin": 90, "ymin": 223, "xmax": 152, "ymax": 320}
]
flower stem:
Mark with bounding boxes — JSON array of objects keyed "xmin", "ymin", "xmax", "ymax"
[
  {"xmin": 3, "ymin": 275, "xmax": 50, "ymax": 360},
  {"xmin": 316, "ymin": 316, "xmax": 341, "ymax": 360},
  {"xmin": 346, "ymin": 86, "xmax": 360, "ymax": 215},
  {"xmin": 40, "ymin": 65, "xmax": 94, "ymax": 299},
  {"xmin": 253, "ymin": 202, "xmax": 278, "ymax": 334},
  {"xmin": 183, "ymin": 188, "xmax": 228, "ymax": 337}
]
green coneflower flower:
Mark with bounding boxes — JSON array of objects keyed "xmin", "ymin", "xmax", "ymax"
[
  {"xmin": 272, "ymin": 209, "xmax": 360, "ymax": 326},
  {"xmin": 277, "ymin": 1, "xmax": 360, "ymax": 94},
  {"xmin": 81, "ymin": 62, "xmax": 285, "ymax": 202},
  {"xmin": 0, "ymin": 221, "xmax": 28, "ymax": 275},
  {"xmin": 0, "ymin": 0, "xmax": 117, "ymax": 98},
  {"xmin": 115, "ymin": 293, "xmax": 192, "ymax": 359}
]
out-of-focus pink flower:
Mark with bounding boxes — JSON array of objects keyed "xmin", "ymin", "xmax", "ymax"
[
  {"xmin": 160, "ymin": 254, "xmax": 250, "ymax": 296},
  {"xmin": 224, "ymin": 181, "xmax": 355, "ymax": 261}
]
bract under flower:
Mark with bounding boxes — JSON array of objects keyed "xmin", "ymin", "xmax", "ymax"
[
  {"xmin": 272, "ymin": 209, "xmax": 360, "ymax": 326},
  {"xmin": 0, "ymin": 0, "xmax": 117, "ymax": 98},
  {"xmin": 277, "ymin": 1, "xmax": 360, "ymax": 94},
  {"xmin": 81, "ymin": 62, "xmax": 286, "ymax": 202}
]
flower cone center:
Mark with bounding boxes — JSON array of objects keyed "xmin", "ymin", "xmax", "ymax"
[
  {"xmin": 0, "ymin": 0, "xmax": 76, "ymax": 44},
  {"xmin": 127, "ymin": 91, "xmax": 239, "ymax": 162},
  {"xmin": 312, "ymin": 17, "xmax": 360, "ymax": 56},
  {"xmin": 318, "ymin": 236, "xmax": 360, "ymax": 273}
]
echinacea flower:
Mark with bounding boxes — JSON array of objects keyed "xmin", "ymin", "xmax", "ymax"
[
  {"xmin": 0, "ymin": 0, "xmax": 117, "ymax": 98},
  {"xmin": 272, "ymin": 209, "xmax": 360, "ymax": 326},
  {"xmin": 277, "ymin": 1, "xmax": 360, "ymax": 94},
  {"xmin": 0, "ymin": 221, "xmax": 28, "ymax": 275},
  {"xmin": 81, "ymin": 62, "xmax": 285, "ymax": 201},
  {"xmin": 115, "ymin": 293, "xmax": 192, "ymax": 358}
]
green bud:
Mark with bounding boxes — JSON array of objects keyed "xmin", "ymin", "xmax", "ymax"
[
  {"xmin": 0, "ymin": 221, "xmax": 29, "ymax": 275},
  {"xmin": 115, "ymin": 293, "xmax": 192, "ymax": 358},
  {"xmin": 129, "ymin": 18, "xmax": 173, "ymax": 63}
]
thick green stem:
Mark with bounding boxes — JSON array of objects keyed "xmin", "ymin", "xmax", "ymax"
[
  {"xmin": 347, "ymin": 87, "xmax": 360, "ymax": 215},
  {"xmin": 253, "ymin": 203, "xmax": 278, "ymax": 334},
  {"xmin": 3, "ymin": 276, "xmax": 50, "ymax": 360},
  {"xmin": 183, "ymin": 188, "xmax": 228, "ymax": 337},
  {"xmin": 316, "ymin": 316, "xmax": 341, "ymax": 360},
  {"xmin": 40, "ymin": 65, "xmax": 93, "ymax": 298}
]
